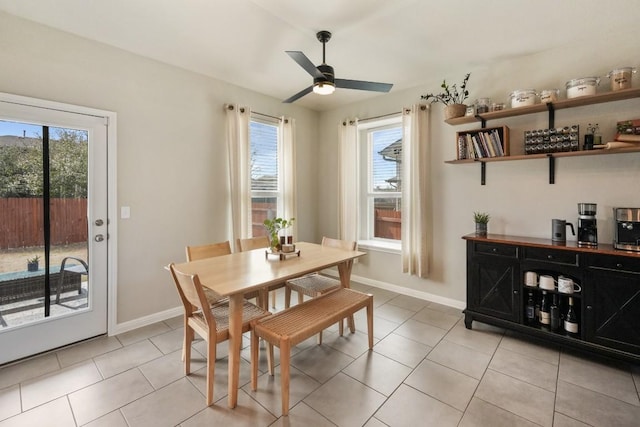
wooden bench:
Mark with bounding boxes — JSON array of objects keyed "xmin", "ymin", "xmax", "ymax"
[{"xmin": 250, "ymin": 287, "xmax": 373, "ymax": 416}]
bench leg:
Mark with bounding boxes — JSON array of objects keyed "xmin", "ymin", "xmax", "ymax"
[
  {"xmin": 280, "ymin": 338, "xmax": 291, "ymax": 416},
  {"xmin": 366, "ymin": 300, "xmax": 374, "ymax": 350}
]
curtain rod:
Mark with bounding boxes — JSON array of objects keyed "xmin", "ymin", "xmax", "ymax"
[
  {"xmin": 345, "ymin": 105, "xmax": 427, "ymax": 125},
  {"xmin": 226, "ymin": 104, "xmax": 283, "ymax": 122}
]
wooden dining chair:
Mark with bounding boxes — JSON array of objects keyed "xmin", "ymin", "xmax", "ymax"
[
  {"xmin": 185, "ymin": 241, "xmax": 235, "ymax": 304},
  {"xmin": 168, "ymin": 263, "xmax": 272, "ymax": 406},
  {"xmin": 284, "ymin": 236, "xmax": 357, "ymax": 343},
  {"xmin": 236, "ymin": 235, "xmax": 282, "ymax": 309}
]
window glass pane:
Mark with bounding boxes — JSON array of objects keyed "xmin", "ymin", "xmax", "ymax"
[
  {"xmin": 374, "ymin": 197, "xmax": 401, "ymax": 240},
  {"xmin": 250, "ymin": 121, "xmax": 278, "ymax": 191},
  {"xmin": 250, "ymin": 118, "xmax": 280, "ymax": 238},
  {"xmin": 371, "ymin": 127, "xmax": 402, "ymax": 192}
]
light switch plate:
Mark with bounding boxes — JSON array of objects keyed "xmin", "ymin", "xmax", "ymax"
[{"xmin": 121, "ymin": 206, "xmax": 130, "ymax": 219}]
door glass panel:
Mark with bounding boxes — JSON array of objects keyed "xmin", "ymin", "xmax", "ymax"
[{"xmin": 0, "ymin": 121, "xmax": 88, "ymax": 329}]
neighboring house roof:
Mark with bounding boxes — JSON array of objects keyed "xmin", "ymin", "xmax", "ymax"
[{"xmin": 378, "ymin": 138, "xmax": 402, "ymax": 162}]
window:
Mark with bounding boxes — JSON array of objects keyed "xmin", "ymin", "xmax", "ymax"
[
  {"xmin": 249, "ymin": 117, "xmax": 281, "ymax": 237},
  {"xmin": 359, "ymin": 117, "xmax": 402, "ymax": 244}
]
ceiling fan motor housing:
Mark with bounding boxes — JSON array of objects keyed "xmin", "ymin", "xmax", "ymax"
[{"xmin": 315, "ymin": 64, "xmax": 335, "ymax": 85}]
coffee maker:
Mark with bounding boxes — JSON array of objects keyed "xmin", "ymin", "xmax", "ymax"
[{"xmin": 577, "ymin": 203, "xmax": 597, "ymax": 247}]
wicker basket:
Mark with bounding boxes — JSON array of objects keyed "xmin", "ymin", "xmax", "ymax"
[{"xmin": 444, "ymin": 103, "xmax": 467, "ymax": 120}]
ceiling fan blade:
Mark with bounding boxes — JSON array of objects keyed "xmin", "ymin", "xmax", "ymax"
[
  {"xmin": 286, "ymin": 51, "xmax": 325, "ymax": 80},
  {"xmin": 283, "ymin": 85, "xmax": 314, "ymax": 103},
  {"xmin": 335, "ymin": 78, "xmax": 393, "ymax": 93}
]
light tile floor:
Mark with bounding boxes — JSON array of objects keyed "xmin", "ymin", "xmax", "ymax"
[{"xmin": 1, "ymin": 283, "xmax": 639, "ymax": 427}]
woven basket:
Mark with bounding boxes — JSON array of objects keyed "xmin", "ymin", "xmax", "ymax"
[{"xmin": 444, "ymin": 103, "xmax": 467, "ymax": 120}]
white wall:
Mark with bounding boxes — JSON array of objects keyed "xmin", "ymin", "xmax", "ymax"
[
  {"xmin": 0, "ymin": 12, "xmax": 319, "ymax": 324},
  {"xmin": 2, "ymin": 10, "xmax": 639, "ymax": 326},
  {"xmin": 317, "ymin": 27, "xmax": 640, "ymax": 304}
]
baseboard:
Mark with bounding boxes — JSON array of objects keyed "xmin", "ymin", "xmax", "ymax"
[
  {"xmin": 110, "ymin": 306, "xmax": 183, "ymax": 336},
  {"xmin": 110, "ymin": 276, "xmax": 465, "ymax": 336},
  {"xmin": 325, "ymin": 271, "xmax": 466, "ymax": 310}
]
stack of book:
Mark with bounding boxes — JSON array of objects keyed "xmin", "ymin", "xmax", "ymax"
[{"xmin": 458, "ymin": 129, "xmax": 505, "ymax": 159}]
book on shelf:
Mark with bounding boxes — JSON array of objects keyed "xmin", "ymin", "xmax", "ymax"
[{"xmin": 457, "ymin": 128, "xmax": 507, "ymax": 160}]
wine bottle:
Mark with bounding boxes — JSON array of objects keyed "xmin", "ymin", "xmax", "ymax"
[
  {"xmin": 550, "ymin": 294, "xmax": 560, "ymax": 331},
  {"xmin": 564, "ymin": 296, "xmax": 579, "ymax": 335},
  {"xmin": 525, "ymin": 291, "xmax": 536, "ymax": 325},
  {"xmin": 539, "ymin": 291, "xmax": 550, "ymax": 326}
]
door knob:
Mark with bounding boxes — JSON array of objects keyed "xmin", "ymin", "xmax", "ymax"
[{"xmin": 94, "ymin": 234, "xmax": 104, "ymax": 242}]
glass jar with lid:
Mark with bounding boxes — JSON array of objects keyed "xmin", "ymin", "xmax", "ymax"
[
  {"xmin": 566, "ymin": 77, "xmax": 599, "ymax": 98},
  {"xmin": 539, "ymin": 89, "xmax": 560, "ymax": 104},
  {"xmin": 509, "ymin": 90, "xmax": 537, "ymax": 108},
  {"xmin": 607, "ymin": 67, "xmax": 636, "ymax": 91},
  {"xmin": 475, "ymin": 98, "xmax": 491, "ymax": 114}
]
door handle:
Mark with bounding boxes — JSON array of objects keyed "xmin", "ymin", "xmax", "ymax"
[
  {"xmin": 94, "ymin": 234, "xmax": 105, "ymax": 242},
  {"xmin": 95, "ymin": 219, "xmax": 104, "ymax": 226}
]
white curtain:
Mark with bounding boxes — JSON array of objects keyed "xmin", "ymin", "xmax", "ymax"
[
  {"xmin": 401, "ymin": 104, "xmax": 432, "ymax": 277},
  {"xmin": 224, "ymin": 104, "xmax": 251, "ymax": 247},
  {"xmin": 280, "ymin": 117, "xmax": 298, "ymax": 238},
  {"xmin": 338, "ymin": 119, "xmax": 359, "ymax": 242}
]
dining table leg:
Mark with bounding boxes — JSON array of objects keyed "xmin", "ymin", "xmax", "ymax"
[{"xmin": 227, "ymin": 293, "xmax": 244, "ymax": 408}]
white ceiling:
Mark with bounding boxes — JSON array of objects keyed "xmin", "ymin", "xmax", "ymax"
[{"xmin": 1, "ymin": 0, "xmax": 638, "ymax": 111}]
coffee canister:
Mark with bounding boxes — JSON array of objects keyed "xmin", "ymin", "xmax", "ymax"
[{"xmin": 539, "ymin": 89, "xmax": 560, "ymax": 103}]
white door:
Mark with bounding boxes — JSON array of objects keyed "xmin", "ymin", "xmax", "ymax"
[{"xmin": 0, "ymin": 94, "xmax": 113, "ymax": 364}]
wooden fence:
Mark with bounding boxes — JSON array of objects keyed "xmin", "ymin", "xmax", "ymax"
[
  {"xmin": 375, "ymin": 209, "xmax": 401, "ymax": 240},
  {"xmin": 0, "ymin": 198, "xmax": 87, "ymax": 249}
]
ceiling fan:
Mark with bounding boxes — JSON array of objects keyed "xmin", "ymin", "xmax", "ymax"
[{"xmin": 283, "ymin": 30, "xmax": 393, "ymax": 103}]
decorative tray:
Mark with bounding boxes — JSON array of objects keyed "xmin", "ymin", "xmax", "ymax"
[{"xmin": 265, "ymin": 249, "xmax": 301, "ymax": 260}]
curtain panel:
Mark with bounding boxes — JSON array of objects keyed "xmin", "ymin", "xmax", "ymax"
[
  {"xmin": 224, "ymin": 104, "xmax": 251, "ymax": 248},
  {"xmin": 401, "ymin": 104, "xmax": 432, "ymax": 278},
  {"xmin": 338, "ymin": 119, "xmax": 359, "ymax": 243},
  {"xmin": 280, "ymin": 117, "xmax": 298, "ymax": 238}
]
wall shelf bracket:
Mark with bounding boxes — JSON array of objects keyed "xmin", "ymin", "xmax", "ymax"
[
  {"xmin": 546, "ymin": 102, "xmax": 555, "ymax": 129},
  {"xmin": 475, "ymin": 114, "xmax": 487, "ymax": 128},
  {"xmin": 548, "ymin": 154, "xmax": 555, "ymax": 184},
  {"xmin": 481, "ymin": 161, "xmax": 486, "ymax": 185}
]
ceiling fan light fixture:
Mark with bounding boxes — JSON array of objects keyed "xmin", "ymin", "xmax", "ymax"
[{"xmin": 313, "ymin": 81, "xmax": 335, "ymax": 95}]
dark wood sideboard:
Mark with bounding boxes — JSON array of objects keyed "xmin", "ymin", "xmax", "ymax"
[{"xmin": 463, "ymin": 233, "xmax": 640, "ymax": 363}]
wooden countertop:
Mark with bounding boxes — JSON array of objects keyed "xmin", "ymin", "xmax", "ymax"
[{"xmin": 462, "ymin": 233, "xmax": 640, "ymax": 259}]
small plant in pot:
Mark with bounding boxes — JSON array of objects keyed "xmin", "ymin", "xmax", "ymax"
[
  {"xmin": 263, "ymin": 217, "xmax": 295, "ymax": 252},
  {"xmin": 27, "ymin": 255, "xmax": 40, "ymax": 272},
  {"xmin": 421, "ymin": 73, "xmax": 471, "ymax": 120},
  {"xmin": 473, "ymin": 212, "xmax": 490, "ymax": 236}
]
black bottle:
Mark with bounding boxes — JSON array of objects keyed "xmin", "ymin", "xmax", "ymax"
[
  {"xmin": 550, "ymin": 294, "xmax": 560, "ymax": 331},
  {"xmin": 539, "ymin": 291, "xmax": 550, "ymax": 326},
  {"xmin": 564, "ymin": 297, "xmax": 579, "ymax": 336},
  {"xmin": 525, "ymin": 291, "xmax": 536, "ymax": 325}
]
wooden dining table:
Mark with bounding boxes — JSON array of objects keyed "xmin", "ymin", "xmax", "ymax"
[{"xmin": 172, "ymin": 241, "xmax": 366, "ymax": 408}]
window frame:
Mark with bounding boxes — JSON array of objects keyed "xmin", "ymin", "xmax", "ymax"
[
  {"xmin": 249, "ymin": 115, "xmax": 282, "ymax": 237},
  {"xmin": 357, "ymin": 116, "xmax": 402, "ymax": 252}
]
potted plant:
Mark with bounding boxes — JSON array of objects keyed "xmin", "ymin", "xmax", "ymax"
[
  {"xmin": 473, "ymin": 212, "xmax": 490, "ymax": 236},
  {"xmin": 27, "ymin": 255, "xmax": 40, "ymax": 272},
  {"xmin": 263, "ymin": 217, "xmax": 295, "ymax": 251},
  {"xmin": 421, "ymin": 73, "xmax": 471, "ymax": 119}
]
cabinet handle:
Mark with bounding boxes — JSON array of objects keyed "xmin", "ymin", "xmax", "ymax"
[
  {"xmin": 513, "ymin": 290, "xmax": 519, "ymax": 295},
  {"xmin": 492, "ymin": 248, "xmax": 497, "ymax": 253},
  {"xmin": 587, "ymin": 305, "xmax": 593, "ymax": 310},
  {"xmin": 547, "ymin": 255, "xmax": 553, "ymax": 259},
  {"xmin": 616, "ymin": 263, "xmax": 623, "ymax": 268}
]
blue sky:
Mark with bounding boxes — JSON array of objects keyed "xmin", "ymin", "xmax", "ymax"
[{"xmin": 0, "ymin": 120, "xmax": 42, "ymax": 138}]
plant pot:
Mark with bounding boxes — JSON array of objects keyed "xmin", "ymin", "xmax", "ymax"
[
  {"xmin": 27, "ymin": 261, "xmax": 39, "ymax": 272},
  {"xmin": 475, "ymin": 222, "xmax": 488, "ymax": 236},
  {"xmin": 444, "ymin": 103, "xmax": 467, "ymax": 120}
]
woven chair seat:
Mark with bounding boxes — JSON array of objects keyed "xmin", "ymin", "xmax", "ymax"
[{"xmin": 286, "ymin": 274, "xmax": 340, "ymax": 298}]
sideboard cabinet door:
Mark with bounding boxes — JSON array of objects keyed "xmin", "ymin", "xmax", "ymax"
[
  {"xmin": 467, "ymin": 241, "xmax": 520, "ymax": 323},
  {"xmin": 584, "ymin": 254, "xmax": 640, "ymax": 356}
]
